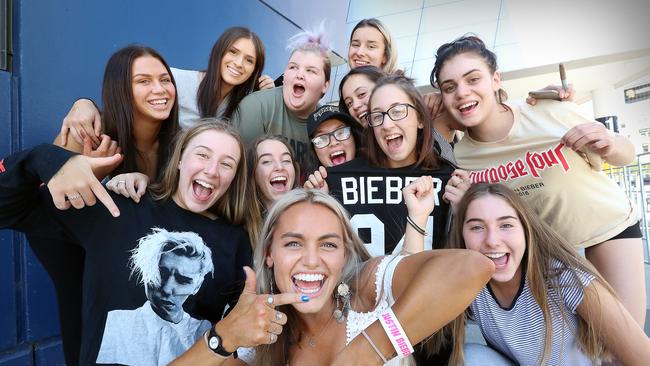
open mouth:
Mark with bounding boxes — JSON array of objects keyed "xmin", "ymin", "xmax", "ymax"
[
  {"xmin": 357, "ymin": 111, "xmax": 368, "ymax": 123},
  {"xmin": 227, "ymin": 65, "xmax": 243, "ymax": 77},
  {"xmin": 149, "ymin": 98, "xmax": 169, "ymax": 108},
  {"xmin": 484, "ymin": 252, "xmax": 509, "ymax": 268},
  {"xmin": 385, "ymin": 133, "xmax": 403, "ymax": 153},
  {"xmin": 352, "ymin": 58, "xmax": 370, "ymax": 67},
  {"xmin": 458, "ymin": 101, "xmax": 478, "ymax": 115},
  {"xmin": 292, "ymin": 272, "xmax": 325, "ymax": 295},
  {"xmin": 292, "ymin": 83, "xmax": 306, "ymax": 97},
  {"xmin": 192, "ymin": 179, "xmax": 214, "ymax": 201},
  {"xmin": 330, "ymin": 150, "xmax": 347, "ymax": 166},
  {"xmin": 270, "ymin": 176, "xmax": 288, "ymax": 192}
]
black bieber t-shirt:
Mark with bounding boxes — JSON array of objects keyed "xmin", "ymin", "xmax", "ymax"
[
  {"xmin": 326, "ymin": 157, "xmax": 454, "ymax": 256},
  {"xmin": 0, "ymin": 145, "xmax": 252, "ymax": 365}
]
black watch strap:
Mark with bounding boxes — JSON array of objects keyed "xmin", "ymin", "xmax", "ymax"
[{"xmin": 207, "ymin": 326, "xmax": 237, "ymax": 359}]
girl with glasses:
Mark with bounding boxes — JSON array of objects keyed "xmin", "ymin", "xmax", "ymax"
[
  {"xmin": 305, "ymin": 74, "xmax": 464, "ymax": 364},
  {"xmin": 304, "ymin": 75, "xmax": 464, "ymax": 263},
  {"xmin": 307, "ymin": 105, "xmax": 361, "ymax": 169}
]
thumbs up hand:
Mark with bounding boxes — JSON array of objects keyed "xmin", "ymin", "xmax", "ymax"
[{"xmin": 213, "ymin": 266, "xmax": 310, "ymax": 352}]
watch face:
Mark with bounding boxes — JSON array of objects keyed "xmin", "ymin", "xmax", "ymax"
[{"xmin": 209, "ymin": 336, "xmax": 220, "ymax": 350}]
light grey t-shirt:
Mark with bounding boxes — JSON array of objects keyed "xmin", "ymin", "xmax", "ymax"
[
  {"xmin": 96, "ymin": 301, "xmax": 211, "ymax": 366},
  {"xmin": 171, "ymin": 67, "xmax": 228, "ymax": 129}
]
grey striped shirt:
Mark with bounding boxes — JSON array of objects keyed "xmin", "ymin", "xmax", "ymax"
[{"xmin": 470, "ymin": 261, "xmax": 594, "ymax": 365}]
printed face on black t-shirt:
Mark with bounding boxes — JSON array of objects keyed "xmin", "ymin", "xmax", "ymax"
[{"xmin": 147, "ymin": 252, "xmax": 205, "ymax": 323}]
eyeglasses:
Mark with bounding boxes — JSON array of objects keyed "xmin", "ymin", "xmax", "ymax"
[
  {"xmin": 366, "ymin": 103, "xmax": 416, "ymax": 127},
  {"xmin": 311, "ymin": 126, "xmax": 352, "ymax": 149}
]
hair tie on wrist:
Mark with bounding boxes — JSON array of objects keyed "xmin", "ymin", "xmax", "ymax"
[
  {"xmin": 361, "ymin": 329, "xmax": 389, "ymax": 364},
  {"xmin": 406, "ymin": 216, "xmax": 428, "ymax": 236}
]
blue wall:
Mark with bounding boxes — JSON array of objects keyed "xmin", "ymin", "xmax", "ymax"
[{"xmin": 0, "ymin": 1, "xmax": 335, "ymax": 364}]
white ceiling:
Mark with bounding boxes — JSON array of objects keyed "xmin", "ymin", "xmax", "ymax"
[{"xmin": 337, "ymin": 0, "xmax": 650, "ymax": 104}]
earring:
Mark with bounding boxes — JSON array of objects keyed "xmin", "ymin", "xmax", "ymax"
[
  {"xmin": 333, "ymin": 282, "xmax": 351, "ymax": 323},
  {"xmin": 268, "ymin": 267, "xmax": 275, "ymax": 295}
]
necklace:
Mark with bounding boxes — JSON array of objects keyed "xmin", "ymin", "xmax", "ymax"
[{"xmin": 305, "ymin": 314, "xmax": 334, "ymax": 347}]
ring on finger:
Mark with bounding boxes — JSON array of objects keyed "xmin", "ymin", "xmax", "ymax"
[
  {"xmin": 275, "ymin": 311, "xmax": 282, "ymax": 321},
  {"xmin": 67, "ymin": 194, "xmax": 81, "ymax": 201},
  {"xmin": 269, "ymin": 333, "xmax": 277, "ymax": 343},
  {"xmin": 117, "ymin": 180, "xmax": 126, "ymax": 186},
  {"xmin": 266, "ymin": 296, "xmax": 274, "ymax": 306}
]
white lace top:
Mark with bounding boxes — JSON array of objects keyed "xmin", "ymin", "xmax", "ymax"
[{"xmin": 238, "ymin": 255, "xmax": 413, "ymax": 365}]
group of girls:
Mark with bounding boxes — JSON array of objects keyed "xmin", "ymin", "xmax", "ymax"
[
  {"xmin": 1, "ymin": 14, "xmax": 649, "ymax": 366},
  {"xmin": 299, "ymin": 22, "xmax": 650, "ymax": 365}
]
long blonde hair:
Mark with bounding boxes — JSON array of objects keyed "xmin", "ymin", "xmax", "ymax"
[
  {"xmin": 443, "ymin": 183, "xmax": 613, "ymax": 365},
  {"xmin": 252, "ymin": 189, "xmax": 371, "ymax": 366},
  {"xmin": 149, "ymin": 119, "xmax": 257, "ymax": 243}
]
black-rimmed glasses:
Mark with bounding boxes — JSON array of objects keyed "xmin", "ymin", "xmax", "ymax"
[
  {"xmin": 311, "ymin": 126, "xmax": 352, "ymax": 149},
  {"xmin": 366, "ymin": 103, "xmax": 416, "ymax": 127}
]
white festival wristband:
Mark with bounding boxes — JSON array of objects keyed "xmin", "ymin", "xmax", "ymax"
[{"xmin": 378, "ymin": 308, "xmax": 414, "ymax": 359}]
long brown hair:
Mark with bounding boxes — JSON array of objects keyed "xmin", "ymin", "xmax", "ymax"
[
  {"xmin": 245, "ymin": 135, "xmax": 301, "ymax": 247},
  {"xmin": 252, "ymin": 189, "xmax": 371, "ymax": 366},
  {"xmin": 197, "ymin": 27, "xmax": 265, "ymax": 119},
  {"xmin": 338, "ymin": 65, "xmax": 385, "ymax": 119},
  {"xmin": 443, "ymin": 183, "xmax": 613, "ymax": 365},
  {"xmin": 365, "ymin": 73, "xmax": 439, "ymax": 170},
  {"xmin": 102, "ymin": 45, "xmax": 179, "ymax": 180}
]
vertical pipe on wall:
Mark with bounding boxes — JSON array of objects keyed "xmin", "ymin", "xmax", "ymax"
[{"xmin": 0, "ymin": 0, "xmax": 11, "ymax": 72}]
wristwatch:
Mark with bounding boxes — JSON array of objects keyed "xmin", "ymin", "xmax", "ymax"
[{"xmin": 206, "ymin": 326, "xmax": 237, "ymax": 359}]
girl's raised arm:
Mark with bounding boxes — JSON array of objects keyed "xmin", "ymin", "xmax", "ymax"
[
  {"xmin": 335, "ymin": 249, "xmax": 493, "ymax": 364},
  {"xmin": 401, "ymin": 175, "xmax": 435, "ymax": 254}
]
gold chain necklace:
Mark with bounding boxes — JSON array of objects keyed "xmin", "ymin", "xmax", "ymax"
[{"xmin": 305, "ymin": 314, "xmax": 334, "ymax": 347}]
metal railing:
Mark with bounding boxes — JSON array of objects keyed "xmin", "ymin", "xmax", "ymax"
[{"xmin": 605, "ymin": 152, "xmax": 650, "ymax": 264}]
